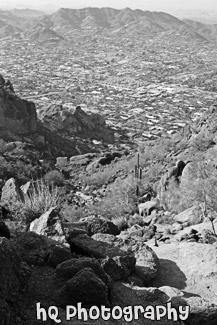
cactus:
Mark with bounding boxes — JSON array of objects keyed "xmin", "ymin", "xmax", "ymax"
[{"xmin": 135, "ymin": 153, "xmax": 142, "ymax": 196}]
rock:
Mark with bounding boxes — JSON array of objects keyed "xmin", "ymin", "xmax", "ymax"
[
  {"xmin": 68, "ymin": 234, "xmax": 136, "ymax": 280},
  {"xmin": 55, "ymin": 267, "xmax": 111, "ymax": 308},
  {"xmin": 201, "ymin": 229, "xmax": 217, "ymax": 244},
  {"xmin": 87, "ymin": 216, "xmax": 120, "ymax": 236},
  {"xmin": 29, "ymin": 207, "xmax": 66, "ymax": 244},
  {"xmin": 0, "ymin": 79, "xmax": 37, "ymax": 134},
  {"xmin": 0, "ymin": 238, "xmax": 25, "ymax": 302},
  {"xmin": 101, "ymin": 255, "xmax": 136, "ymax": 281},
  {"xmin": 138, "ymin": 200, "xmax": 158, "ymax": 216},
  {"xmin": 14, "ymin": 232, "xmax": 72, "ymax": 267},
  {"xmin": 20, "ymin": 181, "xmax": 32, "ymax": 196},
  {"xmin": 69, "ymin": 153, "xmax": 96, "ymax": 166},
  {"xmin": 150, "ymin": 241, "xmax": 217, "ymax": 305},
  {"xmin": 66, "ymin": 227, "xmax": 88, "ymax": 238},
  {"xmin": 142, "ymin": 225, "xmax": 157, "ymax": 241},
  {"xmin": 171, "ymin": 222, "xmax": 183, "ymax": 233},
  {"xmin": 159, "ymin": 286, "xmax": 217, "ymax": 325},
  {"xmin": 56, "ymin": 257, "xmax": 108, "ymax": 281},
  {"xmin": 1, "ymin": 178, "xmax": 24, "ymax": 203},
  {"xmin": 55, "ymin": 257, "xmax": 112, "ymax": 308},
  {"xmin": 92, "ymin": 233, "xmax": 159, "ymax": 284},
  {"xmin": 174, "ymin": 206, "xmax": 202, "ymax": 225},
  {"xmin": 174, "ymin": 221, "xmax": 216, "ymax": 241},
  {"xmin": 0, "ymin": 220, "xmax": 10, "ymax": 239},
  {"xmin": 56, "ymin": 157, "xmax": 68, "ymax": 168},
  {"xmin": 0, "ymin": 205, "xmax": 10, "ymax": 219},
  {"xmin": 128, "ymin": 224, "xmax": 144, "ymax": 237}
]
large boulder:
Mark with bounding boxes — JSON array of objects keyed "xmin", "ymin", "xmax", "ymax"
[
  {"xmin": 29, "ymin": 207, "xmax": 66, "ymax": 244},
  {"xmin": 14, "ymin": 232, "xmax": 72, "ymax": 267},
  {"xmin": 67, "ymin": 233, "xmax": 136, "ymax": 280},
  {"xmin": 1, "ymin": 178, "xmax": 24, "ymax": 203},
  {"xmin": 92, "ymin": 233, "xmax": 159, "ymax": 284},
  {"xmin": 54, "ymin": 257, "xmax": 112, "ymax": 307},
  {"xmin": 150, "ymin": 241, "xmax": 217, "ymax": 305},
  {"xmin": 0, "ymin": 237, "xmax": 31, "ymax": 322},
  {"xmin": 174, "ymin": 206, "xmax": 202, "ymax": 225}
]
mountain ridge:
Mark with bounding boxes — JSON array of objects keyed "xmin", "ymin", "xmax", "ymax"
[{"xmin": 0, "ymin": 6, "xmax": 213, "ymax": 42}]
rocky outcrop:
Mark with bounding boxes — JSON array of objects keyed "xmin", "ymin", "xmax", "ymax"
[
  {"xmin": 0, "ymin": 75, "xmax": 37, "ymax": 135},
  {"xmin": 39, "ymin": 104, "xmax": 115, "ymax": 143}
]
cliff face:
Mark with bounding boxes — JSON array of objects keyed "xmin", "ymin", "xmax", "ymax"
[{"xmin": 0, "ymin": 75, "xmax": 37, "ymax": 135}]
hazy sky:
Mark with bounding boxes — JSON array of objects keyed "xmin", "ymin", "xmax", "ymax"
[{"xmin": 0, "ymin": 0, "xmax": 217, "ymax": 12}]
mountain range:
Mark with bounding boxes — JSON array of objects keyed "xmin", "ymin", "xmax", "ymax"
[{"xmin": 0, "ymin": 7, "xmax": 216, "ymax": 42}]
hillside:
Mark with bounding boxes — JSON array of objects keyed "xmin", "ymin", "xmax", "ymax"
[{"xmin": 0, "ymin": 6, "xmax": 217, "ymax": 324}]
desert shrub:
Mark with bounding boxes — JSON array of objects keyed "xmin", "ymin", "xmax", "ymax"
[
  {"xmin": 61, "ymin": 204, "xmax": 86, "ymax": 222},
  {"xmin": 44, "ymin": 170, "xmax": 64, "ymax": 186},
  {"xmin": 127, "ymin": 214, "xmax": 146, "ymax": 227},
  {"xmin": 88, "ymin": 175, "xmax": 142, "ymax": 220},
  {"xmin": 112, "ymin": 215, "xmax": 128, "ymax": 231},
  {"xmin": 10, "ymin": 179, "xmax": 61, "ymax": 224},
  {"xmin": 190, "ymin": 130, "xmax": 215, "ymax": 153},
  {"xmin": 81, "ymin": 166, "xmax": 114, "ymax": 188}
]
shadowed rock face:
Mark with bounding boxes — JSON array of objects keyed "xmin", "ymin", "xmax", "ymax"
[
  {"xmin": 39, "ymin": 105, "xmax": 115, "ymax": 143},
  {"xmin": 0, "ymin": 75, "xmax": 37, "ymax": 134}
]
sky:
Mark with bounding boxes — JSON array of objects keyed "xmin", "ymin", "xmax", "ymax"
[{"xmin": 0, "ymin": 0, "xmax": 217, "ymax": 13}]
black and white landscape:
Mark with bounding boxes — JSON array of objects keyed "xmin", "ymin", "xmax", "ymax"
[{"xmin": 0, "ymin": 1, "xmax": 217, "ymax": 324}]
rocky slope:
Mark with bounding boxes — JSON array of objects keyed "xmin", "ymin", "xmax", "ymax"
[{"xmin": 0, "ymin": 73, "xmax": 114, "ymax": 157}]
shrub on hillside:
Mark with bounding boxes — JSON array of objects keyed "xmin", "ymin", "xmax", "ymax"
[
  {"xmin": 10, "ymin": 179, "xmax": 61, "ymax": 224},
  {"xmin": 44, "ymin": 170, "xmax": 65, "ymax": 186}
]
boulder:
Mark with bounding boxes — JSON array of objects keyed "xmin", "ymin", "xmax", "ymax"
[
  {"xmin": 87, "ymin": 216, "xmax": 120, "ymax": 236},
  {"xmin": 69, "ymin": 153, "xmax": 96, "ymax": 166},
  {"xmin": 174, "ymin": 206, "xmax": 202, "ymax": 225},
  {"xmin": 56, "ymin": 157, "xmax": 68, "ymax": 168},
  {"xmin": 0, "ymin": 220, "xmax": 10, "ymax": 239},
  {"xmin": 68, "ymin": 234, "xmax": 136, "ymax": 280},
  {"xmin": 1, "ymin": 178, "xmax": 24, "ymax": 203},
  {"xmin": 0, "ymin": 237, "xmax": 31, "ymax": 323},
  {"xmin": 138, "ymin": 200, "xmax": 158, "ymax": 216},
  {"xmin": 92, "ymin": 233, "xmax": 159, "ymax": 284},
  {"xmin": 14, "ymin": 232, "xmax": 72, "ymax": 267},
  {"xmin": 29, "ymin": 207, "xmax": 66, "ymax": 244},
  {"xmin": 150, "ymin": 241, "xmax": 217, "ymax": 305},
  {"xmin": 54, "ymin": 267, "xmax": 111, "ymax": 308}
]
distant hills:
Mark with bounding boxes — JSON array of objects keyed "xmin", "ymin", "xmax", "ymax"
[
  {"xmin": 10, "ymin": 8, "xmax": 46, "ymax": 18},
  {"xmin": 0, "ymin": 7, "xmax": 216, "ymax": 42}
]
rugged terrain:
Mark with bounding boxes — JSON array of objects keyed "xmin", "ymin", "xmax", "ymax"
[{"xmin": 0, "ymin": 6, "xmax": 217, "ymax": 325}]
